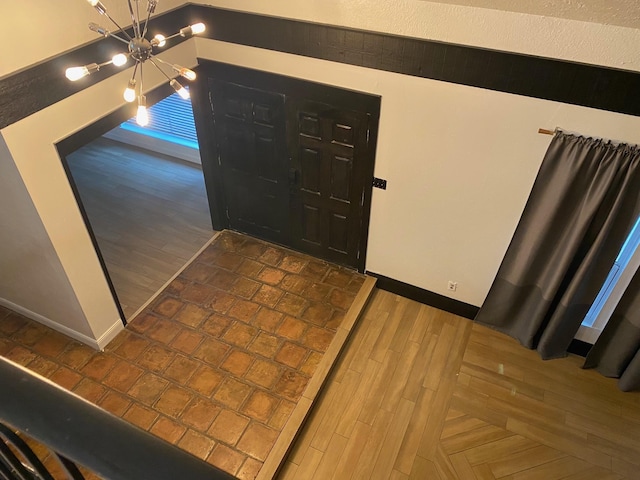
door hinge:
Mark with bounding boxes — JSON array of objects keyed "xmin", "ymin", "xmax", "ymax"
[
  {"xmin": 208, "ymin": 91, "xmax": 214, "ymax": 113},
  {"xmin": 225, "ymin": 207, "xmax": 230, "ymax": 220},
  {"xmin": 366, "ymin": 128, "xmax": 370, "ymax": 144},
  {"xmin": 361, "ymin": 189, "xmax": 365, "ymax": 207},
  {"xmin": 357, "ymin": 248, "xmax": 361, "ymax": 260}
]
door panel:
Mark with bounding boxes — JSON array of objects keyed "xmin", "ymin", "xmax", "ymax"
[
  {"xmin": 196, "ymin": 63, "xmax": 379, "ymax": 271},
  {"xmin": 291, "ymin": 103, "xmax": 369, "ymax": 267},
  {"xmin": 210, "ymin": 80, "xmax": 289, "ymax": 244}
]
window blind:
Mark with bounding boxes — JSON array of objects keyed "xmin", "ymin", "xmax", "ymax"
[{"xmin": 120, "ymin": 90, "xmax": 199, "ymax": 150}]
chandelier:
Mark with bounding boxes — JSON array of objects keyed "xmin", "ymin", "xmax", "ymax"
[{"xmin": 65, "ymin": 0, "xmax": 205, "ymax": 126}]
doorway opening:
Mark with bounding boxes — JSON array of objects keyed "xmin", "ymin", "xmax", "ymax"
[
  {"xmin": 195, "ymin": 61, "xmax": 381, "ymax": 272},
  {"xmin": 576, "ymin": 215, "xmax": 640, "ymax": 344},
  {"xmin": 62, "ymin": 91, "xmax": 214, "ymax": 321}
]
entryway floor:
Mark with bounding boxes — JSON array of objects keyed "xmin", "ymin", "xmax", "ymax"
[
  {"xmin": 0, "ymin": 230, "xmax": 374, "ymax": 479},
  {"xmin": 66, "ymin": 137, "xmax": 214, "ymax": 320}
]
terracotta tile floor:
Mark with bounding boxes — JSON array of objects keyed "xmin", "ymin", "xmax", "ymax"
[{"xmin": 0, "ymin": 231, "xmax": 366, "ymax": 479}]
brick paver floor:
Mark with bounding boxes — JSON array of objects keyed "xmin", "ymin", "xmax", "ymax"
[{"xmin": 0, "ymin": 230, "xmax": 365, "ymax": 479}]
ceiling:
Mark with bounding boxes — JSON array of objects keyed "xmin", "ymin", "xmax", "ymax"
[{"xmin": 429, "ymin": 0, "xmax": 640, "ymax": 29}]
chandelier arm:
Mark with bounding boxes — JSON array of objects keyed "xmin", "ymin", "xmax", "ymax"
[
  {"xmin": 126, "ymin": 0, "xmax": 140, "ymax": 38},
  {"xmin": 107, "ymin": 33, "xmax": 131, "ymax": 45},
  {"xmin": 141, "ymin": 16, "xmax": 151, "ymax": 40},
  {"xmin": 130, "ymin": 61, "xmax": 139, "ymax": 81},
  {"xmin": 140, "ymin": 5, "xmax": 155, "ymax": 39},
  {"xmin": 148, "ymin": 58, "xmax": 172, "ymax": 82},
  {"xmin": 136, "ymin": 0, "xmax": 142, "ymax": 36},
  {"xmin": 158, "ymin": 31, "xmax": 182, "ymax": 43},
  {"xmin": 151, "ymin": 56, "xmax": 170, "ymax": 67},
  {"xmin": 139, "ymin": 62, "xmax": 144, "ymax": 96},
  {"xmin": 103, "ymin": 12, "xmax": 134, "ymax": 42},
  {"xmin": 97, "ymin": 59, "xmax": 115, "ymax": 68}
]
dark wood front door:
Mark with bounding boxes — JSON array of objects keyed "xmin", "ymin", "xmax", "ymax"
[
  {"xmin": 211, "ymin": 80, "xmax": 289, "ymax": 245},
  {"xmin": 195, "ymin": 62, "xmax": 380, "ymax": 271},
  {"xmin": 291, "ymin": 102, "xmax": 370, "ymax": 267}
]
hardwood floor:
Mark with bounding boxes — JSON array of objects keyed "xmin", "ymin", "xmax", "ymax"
[
  {"xmin": 66, "ymin": 138, "xmax": 214, "ymax": 319},
  {"xmin": 279, "ymin": 290, "xmax": 640, "ymax": 480}
]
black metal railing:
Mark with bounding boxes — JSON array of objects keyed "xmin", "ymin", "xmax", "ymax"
[{"xmin": 0, "ymin": 356, "xmax": 235, "ymax": 480}]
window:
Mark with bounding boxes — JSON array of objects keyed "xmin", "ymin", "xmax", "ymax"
[
  {"xmin": 120, "ymin": 89, "xmax": 199, "ymax": 150},
  {"xmin": 577, "ymin": 215, "xmax": 640, "ymax": 342}
]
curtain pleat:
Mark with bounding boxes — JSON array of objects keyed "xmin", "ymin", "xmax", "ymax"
[
  {"xmin": 475, "ymin": 133, "xmax": 640, "ymax": 365},
  {"xmin": 584, "ymin": 269, "xmax": 640, "ymax": 391}
]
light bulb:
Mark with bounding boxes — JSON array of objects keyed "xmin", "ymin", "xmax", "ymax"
[
  {"xmin": 170, "ymin": 79, "xmax": 190, "ymax": 100},
  {"xmin": 136, "ymin": 96, "xmax": 149, "ymax": 126},
  {"xmin": 123, "ymin": 80, "xmax": 136, "ymax": 102},
  {"xmin": 65, "ymin": 66, "xmax": 89, "ymax": 81},
  {"xmin": 65, "ymin": 63, "xmax": 99, "ymax": 81},
  {"xmin": 180, "ymin": 23, "xmax": 206, "ymax": 37},
  {"xmin": 136, "ymin": 105, "xmax": 149, "ymax": 126},
  {"xmin": 153, "ymin": 34, "xmax": 166, "ymax": 47},
  {"xmin": 89, "ymin": 22, "xmax": 109, "ymax": 37},
  {"xmin": 190, "ymin": 23, "xmax": 206, "ymax": 34},
  {"xmin": 112, "ymin": 53, "xmax": 128, "ymax": 67},
  {"xmin": 87, "ymin": 0, "xmax": 106, "ymax": 14},
  {"xmin": 178, "ymin": 67, "xmax": 196, "ymax": 81}
]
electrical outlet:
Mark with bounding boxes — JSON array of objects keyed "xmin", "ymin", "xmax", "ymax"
[{"xmin": 447, "ymin": 281, "xmax": 458, "ymax": 292}]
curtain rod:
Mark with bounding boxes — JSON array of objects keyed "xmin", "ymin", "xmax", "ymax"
[{"xmin": 538, "ymin": 128, "xmax": 556, "ymax": 135}]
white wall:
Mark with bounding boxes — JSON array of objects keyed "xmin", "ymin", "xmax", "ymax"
[
  {"xmin": 421, "ymin": 0, "xmax": 640, "ymax": 30},
  {"xmin": 1, "ymin": 35, "xmax": 198, "ymax": 346},
  {"xmin": 195, "ymin": 40, "xmax": 640, "ymax": 306},
  {"xmin": 0, "ymin": 135, "xmax": 93, "ymax": 338},
  {"xmin": 189, "ymin": 0, "xmax": 640, "ymax": 306}
]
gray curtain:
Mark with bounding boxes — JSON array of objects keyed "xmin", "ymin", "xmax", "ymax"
[
  {"xmin": 475, "ymin": 132, "xmax": 640, "ymax": 361},
  {"xmin": 584, "ymin": 269, "xmax": 640, "ymax": 391}
]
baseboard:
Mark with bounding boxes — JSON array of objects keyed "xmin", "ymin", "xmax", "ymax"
[
  {"xmin": 95, "ymin": 320, "xmax": 125, "ymax": 351},
  {"xmin": 103, "ymin": 128, "xmax": 201, "ymax": 165},
  {"xmin": 0, "ymin": 297, "xmax": 121, "ymax": 351},
  {"xmin": 365, "ymin": 272, "xmax": 480, "ymax": 319}
]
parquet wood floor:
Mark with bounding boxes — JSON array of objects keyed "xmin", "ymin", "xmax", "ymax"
[
  {"xmin": 66, "ymin": 138, "xmax": 214, "ymax": 319},
  {"xmin": 279, "ymin": 290, "xmax": 640, "ymax": 480}
]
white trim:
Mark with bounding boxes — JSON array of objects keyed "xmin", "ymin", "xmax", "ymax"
[
  {"xmin": 103, "ymin": 127, "xmax": 201, "ymax": 164},
  {"xmin": 94, "ymin": 319, "xmax": 125, "ymax": 350},
  {"xmin": 575, "ymin": 324, "xmax": 602, "ymax": 344},
  {"xmin": 0, "ymin": 297, "xmax": 122, "ymax": 351}
]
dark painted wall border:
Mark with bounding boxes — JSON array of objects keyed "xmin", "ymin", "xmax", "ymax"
[
  {"xmin": 3, "ymin": 5, "xmax": 640, "ymax": 130},
  {"xmin": 367, "ymin": 271, "xmax": 480, "ymax": 320},
  {"xmin": 193, "ymin": 5, "xmax": 640, "ymax": 118}
]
